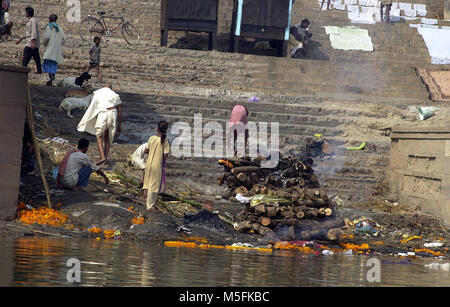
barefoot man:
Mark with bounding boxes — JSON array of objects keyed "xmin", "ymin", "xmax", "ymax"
[
  {"xmin": 77, "ymin": 84, "xmax": 122, "ymax": 164},
  {"xmin": 57, "ymin": 138, "xmax": 109, "ymax": 190}
]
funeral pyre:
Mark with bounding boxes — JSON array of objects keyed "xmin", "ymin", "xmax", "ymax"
[{"xmin": 218, "ymin": 138, "xmax": 336, "ymax": 237}]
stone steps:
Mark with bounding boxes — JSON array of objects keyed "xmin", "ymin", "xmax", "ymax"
[
  {"xmin": 4, "ymin": 0, "xmax": 439, "ymax": 202},
  {"xmin": 28, "ymin": 73, "xmax": 391, "ymax": 202}
]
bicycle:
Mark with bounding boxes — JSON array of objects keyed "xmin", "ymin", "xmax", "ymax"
[{"xmin": 79, "ymin": 8, "xmax": 140, "ymax": 45}]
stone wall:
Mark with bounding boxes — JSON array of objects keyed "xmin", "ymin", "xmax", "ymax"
[
  {"xmin": 389, "ymin": 127, "xmax": 450, "ymax": 225},
  {"xmin": 0, "ymin": 65, "xmax": 30, "ymax": 221},
  {"xmin": 426, "ymin": 0, "xmax": 445, "ymax": 19},
  {"xmin": 8, "ymin": 0, "xmax": 236, "ymax": 45}
]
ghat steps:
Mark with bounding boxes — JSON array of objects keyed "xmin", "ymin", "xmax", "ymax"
[
  {"xmin": 30, "ymin": 84, "xmax": 395, "ymax": 202},
  {"xmin": 3, "ymin": 0, "xmax": 445, "ymax": 202},
  {"xmin": 2, "ymin": 0, "xmax": 441, "ymax": 99}
]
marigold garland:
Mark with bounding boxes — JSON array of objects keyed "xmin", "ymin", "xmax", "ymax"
[
  {"xmin": 163, "ymin": 241, "xmax": 272, "ymax": 252},
  {"xmin": 184, "ymin": 236, "xmax": 209, "ymax": 244},
  {"xmin": 131, "ymin": 217, "xmax": 144, "ymax": 225},
  {"xmin": 104, "ymin": 229, "xmax": 115, "ymax": 239},
  {"xmin": 340, "ymin": 243, "xmax": 370, "ymax": 251},
  {"xmin": 414, "ymin": 249, "xmax": 444, "ymax": 257},
  {"xmin": 88, "ymin": 227, "xmax": 102, "ymax": 234},
  {"xmin": 401, "ymin": 236, "xmax": 422, "ymax": 244},
  {"xmin": 17, "ymin": 207, "xmax": 69, "ymax": 227}
]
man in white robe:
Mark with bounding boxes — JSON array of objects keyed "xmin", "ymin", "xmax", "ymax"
[{"xmin": 77, "ymin": 84, "xmax": 122, "ymax": 164}]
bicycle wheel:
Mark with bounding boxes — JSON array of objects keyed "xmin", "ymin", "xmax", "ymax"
[
  {"xmin": 80, "ymin": 17, "xmax": 104, "ymax": 42},
  {"xmin": 122, "ymin": 22, "xmax": 140, "ymax": 45}
]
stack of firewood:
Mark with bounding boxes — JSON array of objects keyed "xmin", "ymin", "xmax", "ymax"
[
  {"xmin": 235, "ymin": 187, "xmax": 334, "ymax": 236},
  {"xmin": 218, "ymin": 154, "xmax": 322, "ymax": 200},
  {"xmin": 218, "ymin": 139, "xmax": 335, "ymax": 236}
]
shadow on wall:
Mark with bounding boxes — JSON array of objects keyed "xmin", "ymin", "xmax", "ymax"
[{"xmin": 168, "ymin": 32, "xmax": 331, "ymax": 61}]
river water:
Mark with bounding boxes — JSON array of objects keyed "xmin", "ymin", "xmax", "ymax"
[{"xmin": 0, "ymin": 237, "xmax": 448, "ymax": 287}]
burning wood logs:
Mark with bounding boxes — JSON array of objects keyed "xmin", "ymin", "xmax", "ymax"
[
  {"xmin": 218, "ymin": 154, "xmax": 321, "ymax": 198},
  {"xmin": 218, "ymin": 151, "xmax": 335, "ymax": 237}
]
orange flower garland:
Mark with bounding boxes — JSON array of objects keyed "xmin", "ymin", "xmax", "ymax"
[
  {"xmin": 17, "ymin": 207, "xmax": 69, "ymax": 227},
  {"xmin": 131, "ymin": 217, "xmax": 144, "ymax": 225}
]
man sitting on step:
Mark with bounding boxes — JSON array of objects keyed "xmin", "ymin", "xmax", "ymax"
[
  {"xmin": 288, "ymin": 19, "xmax": 312, "ymax": 58},
  {"xmin": 56, "ymin": 138, "xmax": 109, "ymax": 191}
]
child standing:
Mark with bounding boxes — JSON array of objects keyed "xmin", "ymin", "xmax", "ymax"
[
  {"xmin": 87, "ymin": 36, "xmax": 101, "ymax": 82},
  {"xmin": 142, "ymin": 121, "xmax": 170, "ymax": 211}
]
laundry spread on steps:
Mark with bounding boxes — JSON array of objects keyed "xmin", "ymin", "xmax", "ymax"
[
  {"xmin": 323, "ymin": 26, "xmax": 374, "ymax": 51},
  {"xmin": 412, "ymin": 26, "xmax": 450, "ymax": 64},
  {"xmin": 318, "ymin": 0, "xmax": 428, "ymax": 24}
]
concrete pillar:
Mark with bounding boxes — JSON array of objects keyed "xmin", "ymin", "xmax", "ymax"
[
  {"xmin": 445, "ymin": 0, "xmax": 450, "ymax": 19},
  {"xmin": 0, "ymin": 65, "xmax": 30, "ymax": 221}
]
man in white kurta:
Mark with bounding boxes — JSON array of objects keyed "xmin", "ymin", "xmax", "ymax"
[{"xmin": 77, "ymin": 84, "xmax": 122, "ymax": 164}]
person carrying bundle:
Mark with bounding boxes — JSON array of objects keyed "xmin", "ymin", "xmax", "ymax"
[{"xmin": 288, "ymin": 18, "xmax": 312, "ymax": 58}]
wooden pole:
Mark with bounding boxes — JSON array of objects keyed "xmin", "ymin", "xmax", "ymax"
[{"xmin": 25, "ymin": 85, "xmax": 52, "ymax": 209}]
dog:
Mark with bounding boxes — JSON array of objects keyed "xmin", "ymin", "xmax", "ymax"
[
  {"xmin": 255, "ymin": 41, "xmax": 274, "ymax": 51},
  {"xmin": 58, "ymin": 72, "xmax": 91, "ymax": 87},
  {"xmin": 58, "ymin": 93, "xmax": 93, "ymax": 118},
  {"xmin": 64, "ymin": 84, "xmax": 94, "ymax": 98}
]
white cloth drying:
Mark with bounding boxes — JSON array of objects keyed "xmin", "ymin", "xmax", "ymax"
[
  {"xmin": 361, "ymin": 6, "xmax": 376, "ymax": 14},
  {"xmin": 413, "ymin": 4, "xmax": 426, "ymax": 11},
  {"xmin": 349, "ymin": 11, "xmax": 376, "ymax": 24},
  {"xmin": 334, "ymin": 2, "xmax": 346, "ymax": 10},
  {"xmin": 403, "ymin": 9, "xmax": 417, "ymax": 17},
  {"xmin": 324, "ymin": 26, "xmax": 374, "ymax": 51},
  {"xmin": 347, "ymin": 4, "xmax": 360, "ymax": 12},
  {"xmin": 345, "ymin": 0, "xmax": 358, "ymax": 4},
  {"xmin": 390, "ymin": 8, "xmax": 401, "ymax": 16},
  {"xmin": 416, "ymin": 10, "xmax": 427, "ymax": 17},
  {"xmin": 398, "ymin": 3, "xmax": 412, "ymax": 10},
  {"xmin": 364, "ymin": 0, "xmax": 378, "ymax": 6},
  {"xmin": 422, "ymin": 24, "xmax": 439, "ymax": 29},
  {"xmin": 421, "ymin": 18, "xmax": 438, "ymax": 25},
  {"xmin": 416, "ymin": 26, "xmax": 450, "ymax": 64},
  {"xmin": 401, "ymin": 16, "xmax": 418, "ymax": 21}
]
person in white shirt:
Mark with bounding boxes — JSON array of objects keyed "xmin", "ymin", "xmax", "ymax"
[
  {"xmin": 16, "ymin": 6, "xmax": 42, "ymax": 74},
  {"xmin": 57, "ymin": 138, "xmax": 109, "ymax": 190}
]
